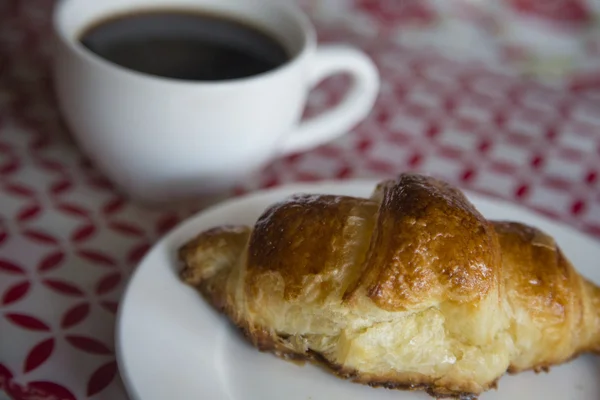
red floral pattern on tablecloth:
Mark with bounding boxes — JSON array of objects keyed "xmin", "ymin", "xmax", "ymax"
[
  {"xmin": 355, "ymin": 0, "xmax": 438, "ymax": 27},
  {"xmin": 311, "ymin": 0, "xmax": 600, "ymax": 86},
  {"xmin": 1, "ymin": 1, "xmax": 599, "ymax": 400},
  {"xmin": 507, "ymin": 0, "xmax": 592, "ymax": 24}
]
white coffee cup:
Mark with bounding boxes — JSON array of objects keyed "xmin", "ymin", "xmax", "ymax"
[{"xmin": 52, "ymin": 0, "xmax": 379, "ymax": 204}]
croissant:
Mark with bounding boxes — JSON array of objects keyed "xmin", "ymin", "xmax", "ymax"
[{"xmin": 179, "ymin": 173, "xmax": 600, "ymax": 399}]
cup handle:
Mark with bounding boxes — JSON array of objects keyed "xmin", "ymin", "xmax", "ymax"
[{"xmin": 279, "ymin": 45, "xmax": 380, "ymax": 155}]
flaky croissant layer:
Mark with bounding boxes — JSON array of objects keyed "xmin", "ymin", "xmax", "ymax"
[{"xmin": 180, "ymin": 173, "xmax": 600, "ymax": 399}]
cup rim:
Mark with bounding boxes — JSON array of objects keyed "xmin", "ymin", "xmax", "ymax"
[{"xmin": 52, "ymin": 0, "xmax": 317, "ymax": 87}]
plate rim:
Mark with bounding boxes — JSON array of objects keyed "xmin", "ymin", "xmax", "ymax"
[{"xmin": 115, "ymin": 178, "xmax": 600, "ymax": 400}]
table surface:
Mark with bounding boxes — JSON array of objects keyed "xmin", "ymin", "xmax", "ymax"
[{"xmin": 1, "ymin": 1, "xmax": 599, "ymax": 399}]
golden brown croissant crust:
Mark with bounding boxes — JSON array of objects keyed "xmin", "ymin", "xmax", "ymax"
[{"xmin": 179, "ymin": 173, "xmax": 600, "ymax": 399}]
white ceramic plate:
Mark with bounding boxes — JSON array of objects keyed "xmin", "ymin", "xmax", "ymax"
[{"xmin": 116, "ymin": 180, "xmax": 600, "ymax": 400}]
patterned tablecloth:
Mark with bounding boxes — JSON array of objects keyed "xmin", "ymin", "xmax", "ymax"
[{"xmin": 1, "ymin": 0, "xmax": 599, "ymax": 399}]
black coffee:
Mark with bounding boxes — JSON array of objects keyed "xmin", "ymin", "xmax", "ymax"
[{"xmin": 79, "ymin": 11, "xmax": 290, "ymax": 81}]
